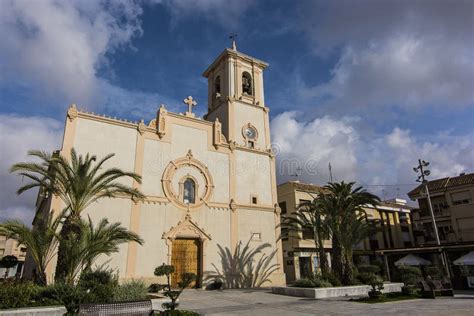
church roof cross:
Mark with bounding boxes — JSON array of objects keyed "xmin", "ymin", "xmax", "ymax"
[{"xmin": 183, "ymin": 95, "xmax": 197, "ymax": 117}]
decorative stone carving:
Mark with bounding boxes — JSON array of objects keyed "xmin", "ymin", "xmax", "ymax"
[
  {"xmin": 230, "ymin": 199, "xmax": 237, "ymax": 212},
  {"xmin": 213, "ymin": 118, "xmax": 223, "ymax": 149},
  {"xmin": 161, "ymin": 150, "xmax": 214, "ymax": 210},
  {"xmin": 162, "ymin": 213, "xmax": 212, "ymax": 241},
  {"xmin": 274, "ymin": 203, "xmax": 281, "ymax": 215},
  {"xmin": 67, "ymin": 104, "xmax": 78, "ymax": 122},
  {"xmin": 157, "ymin": 104, "xmax": 167, "ymax": 138},
  {"xmin": 137, "ymin": 119, "xmax": 146, "ymax": 135},
  {"xmin": 228, "ymin": 141, "xmax": 237, "ymax": 152},
  {"xmin": 148, "ymin": 119, "xmax": 157, "ymax": 128}
]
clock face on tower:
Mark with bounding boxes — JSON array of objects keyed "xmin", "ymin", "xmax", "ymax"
[{"xmin": 244, "ymin": 125, "xmax": 257, "ymax": 140}]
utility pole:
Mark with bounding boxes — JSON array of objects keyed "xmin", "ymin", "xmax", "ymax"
[
  {"xmin": 413, "ymin": 159, "xmax": 450, "ymax": 277},
  {"xmin": 328, "ymin": 162, "xmax": 333, "ymax": 183}
]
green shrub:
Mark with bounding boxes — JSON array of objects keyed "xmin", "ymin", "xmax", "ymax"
[
  {"xmin": 357, "ymin": 264, "xmax": 381, "ymax": 275},
  {"xmin": 77, "ymin": 269, "xmax": 118, "ymax": 304},
  {"xmin": 0, "ymin": 281, "xmax": 43, "ymax": 309},
  {"xmin": 292, "ymin": 276, "xmax": 332, "ymax": 288},
  {"xmin": 357, "ymin": 272, "xmax": 374, "ymax": 285},
  {"xmin": 149, "ymin": 283, "xmax": 165, "ymax": 293},
  {"xmin": 321, "ymin": 271, "xmax": 341, "ymax": 286},
  {"xmin": 393, "ymin": 266, "xmax": 422, "ymax": 284},
  {"xmin": 41, "ymin": 282, "xmax": 87, "ymax": 314},
  {"xmin": 396, "ymin": 266, "xmax": 421, "ymax": 277},
  {"xmin": 113, "ymin": 280, "xmax": 148, "ymax": 302},
  {"xmin": 293, "ymin": 278, "xmax": 315, "ymax": 288}
]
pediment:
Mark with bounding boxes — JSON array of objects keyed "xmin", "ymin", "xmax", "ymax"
[{"xmin": 162, "ymin": 213, "xmax": 212, "ymax": 241}]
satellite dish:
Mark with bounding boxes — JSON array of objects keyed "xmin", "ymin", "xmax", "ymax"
[{"xmin": 424, "ymin": 170, "xmax": 431, "ymax": 176}]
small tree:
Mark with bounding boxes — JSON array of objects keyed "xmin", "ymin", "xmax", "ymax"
[
  {"xmin": 367, "ymin": 273, "xmax": 384, "ymax": 299},
  {"xmin": 0, "ymin": 255, "xmax": 18, "ymax": 278},
  {"xmin": 154, "ymin": 264, "xmax": 196, "ymax": 312}
]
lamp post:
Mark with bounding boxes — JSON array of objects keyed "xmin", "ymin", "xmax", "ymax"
[{"xmin": 413, "ymin": 159, "xmax": 450, "ymax": 277}]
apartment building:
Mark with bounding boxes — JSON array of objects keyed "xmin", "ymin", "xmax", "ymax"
[
  {"xmin": 408, "ymin": 173, "xmax": 474, "ymax": 245},
  {"xmin": 0, "ymin": 235, "xmax": 27, "ymax": 277},
  {"xmin": 278, "ymin": 181, "xmax": 414, "ymax": 282}
]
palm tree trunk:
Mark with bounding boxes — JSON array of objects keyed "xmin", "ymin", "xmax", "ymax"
[
  {"xmin": 331, "ymin": 234, "xmax": 344, "ymax": 282},
  {"xmin": 315, "ymin": 237, "xmax": 329, "ymax": 275},
  {"xmin": 342, "ymin": 249, "xmax": 354, "ymax": 285},
  {"xmin": 55, "ymin": 213, "xmax": 81, "ymax": 283}
]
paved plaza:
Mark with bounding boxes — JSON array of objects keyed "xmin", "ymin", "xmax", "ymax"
[{"xmin": 179, "ymin": 289, "xmax": 474, "ymax": 315}]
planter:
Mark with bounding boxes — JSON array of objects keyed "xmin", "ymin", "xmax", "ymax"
[
  {"xmin": 271, "ymin": 283, "xmax": 403, "ymax": 299},
  {"xmin": 0, "ymin": 306, "xmax": 67, "ymax": 316}
]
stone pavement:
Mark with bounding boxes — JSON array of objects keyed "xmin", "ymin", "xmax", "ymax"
[{"xmin": 179, "ymin": 288, "xmax": 474, "ymax": 315}]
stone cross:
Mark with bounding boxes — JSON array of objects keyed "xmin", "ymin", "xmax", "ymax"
[{"xmin": 184, "ymin": 96, "xmax": 197, "ymax": 117}]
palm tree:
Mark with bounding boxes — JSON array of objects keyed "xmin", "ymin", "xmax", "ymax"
[
  {"xmin": 321, "ymin": 182, "xmax": 380, "ymax": 285},
  {"xmin": 0, "ymin": 212, "xmax": 62, "ymax": 285},
  {"xmin": 10, "ymin": 149, "xmax": 145, "ymax": 282},
  {"xmin": 60, "ymin": 217, "xmax": 143, "ymax": 285},
  {"xmin": 280, "ymin": 199, "xmax": 330, "ymax": 275}
]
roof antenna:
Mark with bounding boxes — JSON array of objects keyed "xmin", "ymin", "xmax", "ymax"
[
  {"xmin": 229, "ymin": 34, "xmax": 237, "ymax": 51},
  {"xmin": 290, "ymin": 167, "xmax": 303, "ymax": 181}
]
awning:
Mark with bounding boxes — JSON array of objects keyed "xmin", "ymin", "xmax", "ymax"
[
  {"xmin": 453, "ymin": 251, "xmax": 474, "ymax": 266},
  {"xmin": 394, "ymin": 254, "xmax": 431, "ymax": 266}
]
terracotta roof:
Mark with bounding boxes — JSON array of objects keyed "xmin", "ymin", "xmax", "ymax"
[
  {"xmin": 279, "ymin": 181, "xmax": 325, "ymax": 194},
  {"xmin": 407, "ymin": 173, "xmax": 474, "ymax": 198}
]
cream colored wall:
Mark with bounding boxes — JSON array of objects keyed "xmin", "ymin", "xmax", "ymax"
[
  {"xmin": 233, "ymin": 102, "xmax": 267, "ymax": 149},
  {"xmin": 82, "ymin": 197, "xmax": 133, "ymax": 277},
  {"xmin": 238, "ymin": 209, "xmax": 279, "ymax": 265},
  {"xmin": 234, "ymin": 150, "xmax": 272, "ymax": 205},
  {"xmin": 141, "ymin": 139, "xmax": 171, "ymax": 197},
  {"xmin": 74, "ymin": 118, "xmax": 137, "ymax": 186}
]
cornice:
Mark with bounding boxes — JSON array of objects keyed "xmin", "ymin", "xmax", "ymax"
[{"xmin": 203, "ymin": 48, "xmax": 268, "ymax": 77}]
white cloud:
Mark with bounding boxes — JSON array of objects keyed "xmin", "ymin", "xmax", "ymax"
[
  {"xmin": 297, "ymin": 0, "xmax": 474, "ymax": 111},
  {"xmin": 0, "ymin": 115, "xmax": 63, "ymax": 223},
  {"xmin": 271, "ymin": 112, "xmax": 474, "ymax": 200},
  {"xmin": 0, "ymin": 0, "xmax": 144, "ymax": 107}
]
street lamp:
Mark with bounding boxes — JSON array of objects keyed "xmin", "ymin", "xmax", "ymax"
[{"xmin": 413, "ymin": 159, "xmax": 450, "ymax": 277}]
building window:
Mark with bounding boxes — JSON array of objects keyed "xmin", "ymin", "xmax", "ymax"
[
  {"xmin": 451, "ymin": 191, "xmax": 471, "ymax": 205},
  {"xmin": 251, "ymin": 195, "xmax": 258, "ymax": 204},
  {"xmin": 214, "ymin": 75, "xmax": 221, "ymax": 98},
  {"xmin": 242, "ymin": 71, "xmax": 253, "ymax": 95},
  {"xmin": 183, "ymin": 178, "xmax": 196, "ymax": 204},
  {"xmin": 298, "ymin": 199, "xmax": 311, "ymax": 209},
  {"xmin": 279, "ymin": 201, "xmax": 287, "ymax": 214}
]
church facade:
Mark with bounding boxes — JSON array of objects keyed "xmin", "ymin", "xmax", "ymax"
[{"xmin": 42, "ymin": 47, "xmax": 286, "ymax": 286}]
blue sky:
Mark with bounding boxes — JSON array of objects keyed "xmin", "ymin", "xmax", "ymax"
[{"xmin": 1, "ymin": 0, "xmax": 473, "ymax": 222}]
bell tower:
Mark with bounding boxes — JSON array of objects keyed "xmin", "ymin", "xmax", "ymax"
[{"xmin": 203, "ymin": 44, "xmax": 270, "ymax": 150}]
